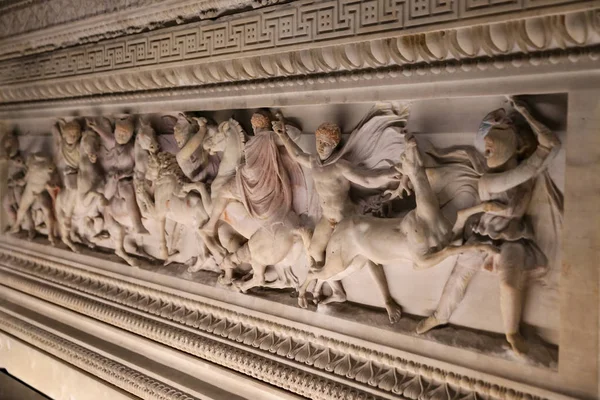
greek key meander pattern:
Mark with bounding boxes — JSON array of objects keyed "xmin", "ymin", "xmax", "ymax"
[
  {"xmin": 0, "ymin": 311, "xmax": 198, "ymax": 400},
  {"xmin": 0, "ymin": 0, "xmax": 591, "ymax": 88},
  {"xmin": 0, "ymin": 245, "xmax": 546, "ymax": 400}
]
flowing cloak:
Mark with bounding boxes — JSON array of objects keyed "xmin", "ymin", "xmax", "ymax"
[
  {"xmin": 311, "ymin": 104, "xmax": 409, "ymax": 216},
  {"xmin": 421, "ymin": 142, "xmax": 563, "ymax": 277},
  {"xmin": 317, "ymin": 104, "xmax": 409, "ymax": 170},
  {"xmin": 236, "ymin": 126, "xmax": 307, "ymax": 224}
]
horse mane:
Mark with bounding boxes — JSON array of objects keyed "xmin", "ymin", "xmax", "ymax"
[
  {"xmin": 149, "ymin": 151, "xmax": 187, "ymax": 184},
  {"xmin": 227, "ymin": 118, "xmax": 247, "ymax": 145}
]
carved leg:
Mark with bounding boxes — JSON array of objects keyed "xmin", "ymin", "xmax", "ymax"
[
  {"xmin": 311, "ymin": 279, "xmax": 325, "ymax": 304},
  {"xmin": 497, "ymin": 243, "xmax": 529, "ymax": 355},
  {"xmin": 38, "ymin": 194, "xmax": 57, "ymax": 246},
  {"xmin": 10, "ymin": 190, "xmax": 35, "ymax": 234},
  {"xmin": 413, "ymin": 243, "xmax": 499, "ymax": 270},
  {"xmin": 114, "ymin": 225, "xmax": 139, "ymax": 267},
  {"xmin": 3, "ymin": 195, "xmax": 17, "ymax": 228},
  {"xmin": 121, "ymin": 181, "xmax": 149, "ymax": 235},
  {"xmin": 319, "ymin": 280, "xmax": 347, "ymax": 305},
  {"xmin": 234, "ymin": 263, "xmax": 267, "ymax": 293},
  {"xmin": 367, "ymin": 261, "xmax": 402, "ymax": 324},
  {"xmin": 158, "ymin": 216, "xmax": 168, "ymax": 260},
  {"xmin": 308, "ymin": 217, "xmax": 334, "ymax": 268},
  {"xmin": 416, "ymin": 254, "xmax": 481, "ymax": 334},
  {"xmin": 298, "ymin": 274, "xmax": 315, "ymax": 309}
]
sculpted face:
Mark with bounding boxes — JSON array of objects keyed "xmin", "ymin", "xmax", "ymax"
[
  {"xmin": 174, "ymin": 125, "xmax": 191, "ymax": 149},
  {"xmin": 484, "ymin": 126, "xmax": 517, "ymax": 168},
  {"xmin": 81, "ymin": 135, "xmax": 98, "ymax": 163},
  {"xmin": 62, "ymin": 122, "xmax": 81, "ymax": 145},
  {"xmin": 315, "ymin": 122, "xmax": 341, "ymax": 161},
  {"xmin": 115, "ymin": 126, "xmax": 133, "ymax": 145},
  {"xmin": 316, "ymin": 138, "xmax": 336, "ymax": 160}
]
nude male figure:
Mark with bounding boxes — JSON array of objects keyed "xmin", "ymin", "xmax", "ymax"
[{"xmin": 273, "ymin": 120, "xmax": 402, "ymax": 274}]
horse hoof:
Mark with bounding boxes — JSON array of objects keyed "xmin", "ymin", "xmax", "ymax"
[{"xmin": 298, "ymin": 296, "xmax": 308, "ymax": 309}]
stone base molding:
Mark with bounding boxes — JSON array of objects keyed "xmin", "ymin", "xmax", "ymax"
[{"xmin": 0, "ymin": 237, "xmax": 573, "ymax": 400}]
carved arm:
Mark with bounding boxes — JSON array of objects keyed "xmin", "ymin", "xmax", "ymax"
[
  {"xmin": 272, "ymin": 120, "xmax": 312, "ymax": 168},
  {"xmin": 86, "ymin": 117, "xmax": 115, "ymax": 147},
  {"xmin": 341, "ymin": 161, "xmax": 401, "ymax": 189}
]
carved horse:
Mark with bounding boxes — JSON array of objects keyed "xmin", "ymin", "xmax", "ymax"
[
  {"xmin": 135, "ymin": 124, "xmax": 211, "ymax": 268},
  {"xmin": 297, "ymin": 137, "xmax": 499, "ymax": 323},
  {"xmin": 9, "ymin": 153, "xmax": 58, "ymax": 245},
  {"xmin": 200, "ymin": 119, "xmax": 310, "ymax": 292}
]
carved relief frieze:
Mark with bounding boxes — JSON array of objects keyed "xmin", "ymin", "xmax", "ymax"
[{"xmin": 0, "ymin": 95, "xmax": 566, "ymax": 398}]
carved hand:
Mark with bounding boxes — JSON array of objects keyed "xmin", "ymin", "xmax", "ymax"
[
  {"xmin": 506, "ymin": 95, "xmax": 528, "ymax": 115},
  {"xmin": 536, "ymin": 128, "xmax": 561, "ymax": 149},
  {"xmin": 272, "ymin": 121, "xmax": 286, "ymax": 137},
  {"xmin": 384, "ymin": 174, "xmax": 412, "ymax": 200}
]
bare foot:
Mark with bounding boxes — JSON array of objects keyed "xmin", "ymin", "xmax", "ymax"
[
  {"xmin": 507, "ymin": 332, "xmax": 529, "ymax": 356},
  {"xmin": 385, "ymin": 299, "xmax": 402, "ymax": 324},
  {"xmin": 416, "ymin": 315, "xmax": 446, "ymax": 334}
]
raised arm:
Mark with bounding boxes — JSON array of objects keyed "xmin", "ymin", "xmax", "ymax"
[
  {"xmin": 480, "ymin": 99, "xmax": 561, "ymax": 195},
  {"xmin": 272, "ymin": 120, "xmax": 312, "ymax": 168},
  {"xmin": 86, "ymin": 117, "xmax": 115, "ymax": 147},
  {"xmin": 51, "ymin": 119, "xmax": 65, "ymax": 145}
]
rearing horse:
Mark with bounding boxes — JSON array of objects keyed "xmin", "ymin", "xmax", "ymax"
[
  {"xmin": 200, "ymin": 119, "xmax": 310, "ymax": 291},
  {"xmin": 298, "ymin": 137, "xmax": 499, "ymax": 323}
]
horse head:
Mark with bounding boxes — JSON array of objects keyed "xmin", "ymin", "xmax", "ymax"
[{"xmin": 136, "ymin": 119, "xmax": 159, "ymax": 154}]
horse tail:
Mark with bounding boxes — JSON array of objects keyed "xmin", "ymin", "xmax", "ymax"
[{"xmin": 292, "ymin": 226, "xmax": 312, "ymax": 253}]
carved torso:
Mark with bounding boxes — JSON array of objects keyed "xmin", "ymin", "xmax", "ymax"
[
  {"xmin": 311, "ymin": 160, "xmax": 354, "ymax": 223},
  {"xmin": 104, "ymin": 142, "xmax": 135, "ymax": 175}
]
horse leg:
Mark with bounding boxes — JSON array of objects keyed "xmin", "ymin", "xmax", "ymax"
[
  {"xmin": 311, "ymin": 280, "xmax": 325, "ymax": 304},
  {"xmin": 366, "ymin": 261, "xmax": 401, "ymax": 323},
  {"xmin": 234, "ymin": 262, "xmax": 267, "ymax": 293},
  {"xmin": 10, "ymin": 189, "xmax": 35, "ymax": 234},
  {"xmin": 114, "ymin": 224, "xmax": 139, "ymax": 267},
  {"xmin": 39, "ymin": 193, "xmax": 57, "ymax": 247},
  {"xmin": 158, "ymin": 216, "xmax": 168, "ymax": 260}
]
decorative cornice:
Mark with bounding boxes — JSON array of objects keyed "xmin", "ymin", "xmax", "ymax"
[
  {"xmin": 0, "ymin": 244, "xmax": 554, "ymax": 400},
  {"xmin": 0, "ymin": 0, "xmax": 283, "ymax": 60},
  {"xmin": 0, "ymin": 45, "xmax": 597, "ymax": 115},
  {"xmin": 0, "ymin": 311, "xmax": 198, "ymax": 400},
  {"xmin": 0, "ymin": 5, "xmax": 597, "ymax": 105}
]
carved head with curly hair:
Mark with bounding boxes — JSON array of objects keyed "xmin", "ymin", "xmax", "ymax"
[
  {"xmin": 250, "ymin": 112, "xmax": 271, "ymax": 132},
  {"xmin": 315, "ymin": 122, "xmax": 341, "ymax": 160}
]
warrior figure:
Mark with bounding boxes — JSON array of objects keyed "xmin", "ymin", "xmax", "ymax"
[
  {"xmin": 416, "ymin": 97, "xmax": 563, "ymax": 355},
  {"xmin": 87, "ymin": 116, "xmax": 148, "ymax": 235},
  {"xmin": 274, "ymin": 105, "xmax": 408, "ymax": 301}
]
